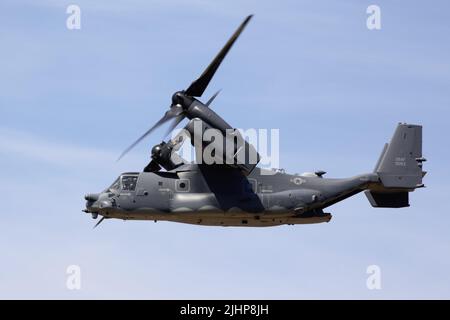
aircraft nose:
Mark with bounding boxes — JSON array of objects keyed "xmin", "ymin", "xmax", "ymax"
[
  {"xmin": 85, "ymin": 193, "xmax": 99, "ymax": 201},
  {"xmin": 84, "ymin": 193, "xmax": 100, "ymax": 215},
  {"xmin": 84, "ymin": 193, "xmax": 114, "ymax": 213}
]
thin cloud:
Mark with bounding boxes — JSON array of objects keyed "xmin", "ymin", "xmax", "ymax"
[{"xmin": 0, "ymin": 127, "xmax": 143, "ymax": 171}]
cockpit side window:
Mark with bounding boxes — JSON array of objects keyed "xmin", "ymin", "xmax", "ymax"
[{"xmin": 121, "ymin": 175, "xmax": 138, "ymax": 191}]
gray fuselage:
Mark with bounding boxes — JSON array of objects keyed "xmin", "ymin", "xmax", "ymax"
[{"xmin": 85, "ymin": 164, "xmax": 378, "ymax": 227}]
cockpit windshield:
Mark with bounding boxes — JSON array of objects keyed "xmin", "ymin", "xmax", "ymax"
[
  {"xmin": 121, "ymin": 175, "xmax": 138, "ymax": 191},
  {"xmin": 109, "ymin": 178, "xmax": 121, "ymax": 191},
  {"xmin": 107, "ymin": 175, "xmax": 138, "ymax": 192}
]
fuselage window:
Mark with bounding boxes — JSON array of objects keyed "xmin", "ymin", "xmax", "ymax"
[
  {"xmin": 121, "ymin": 175, "xmax": 138, "ymax": 191},
  {"xmin": 176, "ymin": 179, "xmax": 190, "ymax": 192}
]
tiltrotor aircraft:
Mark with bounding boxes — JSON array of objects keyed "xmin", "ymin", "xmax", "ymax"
[{"xmin": 84, "ymin": 15, "xmax": 426, "ymax": 228}]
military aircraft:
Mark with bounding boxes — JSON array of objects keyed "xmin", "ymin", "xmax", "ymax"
[{"xmin": 84, "ymin": 15, "xmax": 426, "ymax": 228}]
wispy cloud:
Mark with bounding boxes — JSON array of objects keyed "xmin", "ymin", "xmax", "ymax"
[{"xmin": 0, "ymin": 127, "xmax": 144, "ymax": 171}]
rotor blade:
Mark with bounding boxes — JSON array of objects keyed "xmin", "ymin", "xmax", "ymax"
[
  {"xmin": 206, "ymin": 89, "xmax": 221, "ymax": 107},
  {"xmin": 164, "ymin": 114, "xmax": 185, "ymax": 138},
  {"xmin": 93, "ymin": 216, "xmax": 105, "ymax": 229},
  {"xmin": 117, "ymin": 110, "xmax": 175, "ymax": 161},
  {"xmin": 185, "ymin": 15, "xmax": 253, "ymax": 97}
]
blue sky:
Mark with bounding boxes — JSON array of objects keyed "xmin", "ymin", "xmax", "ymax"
[{"xmin": 1, "ymin": 0, "xmax": 449, "ymax": 299}]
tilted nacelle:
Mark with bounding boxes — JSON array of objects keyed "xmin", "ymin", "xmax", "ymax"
[{"xmin": 146, "ymin": 94, "xmax": 260, "ymax": 175}]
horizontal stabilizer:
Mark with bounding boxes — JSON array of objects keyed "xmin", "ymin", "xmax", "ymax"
[{"xmin": 365, "ymin": 190, "xmax": 409, "ymax": 208}]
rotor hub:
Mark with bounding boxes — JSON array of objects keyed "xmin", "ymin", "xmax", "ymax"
[
  {"xmin": 172, "ymin": 91, "xmax": 185, "ymax": 107},
  {"xmin": 151, "ymin": 144, "xmax": 163, "ymax": 158}
]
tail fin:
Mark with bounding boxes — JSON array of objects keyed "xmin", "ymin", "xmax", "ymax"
[
  {"xmin": 365, "ymin": 123, "xmax": 426, "ymax": 208},
  {"xmin": 375, "ymin": 123, "xmax": 425, "ymax": 188}
]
